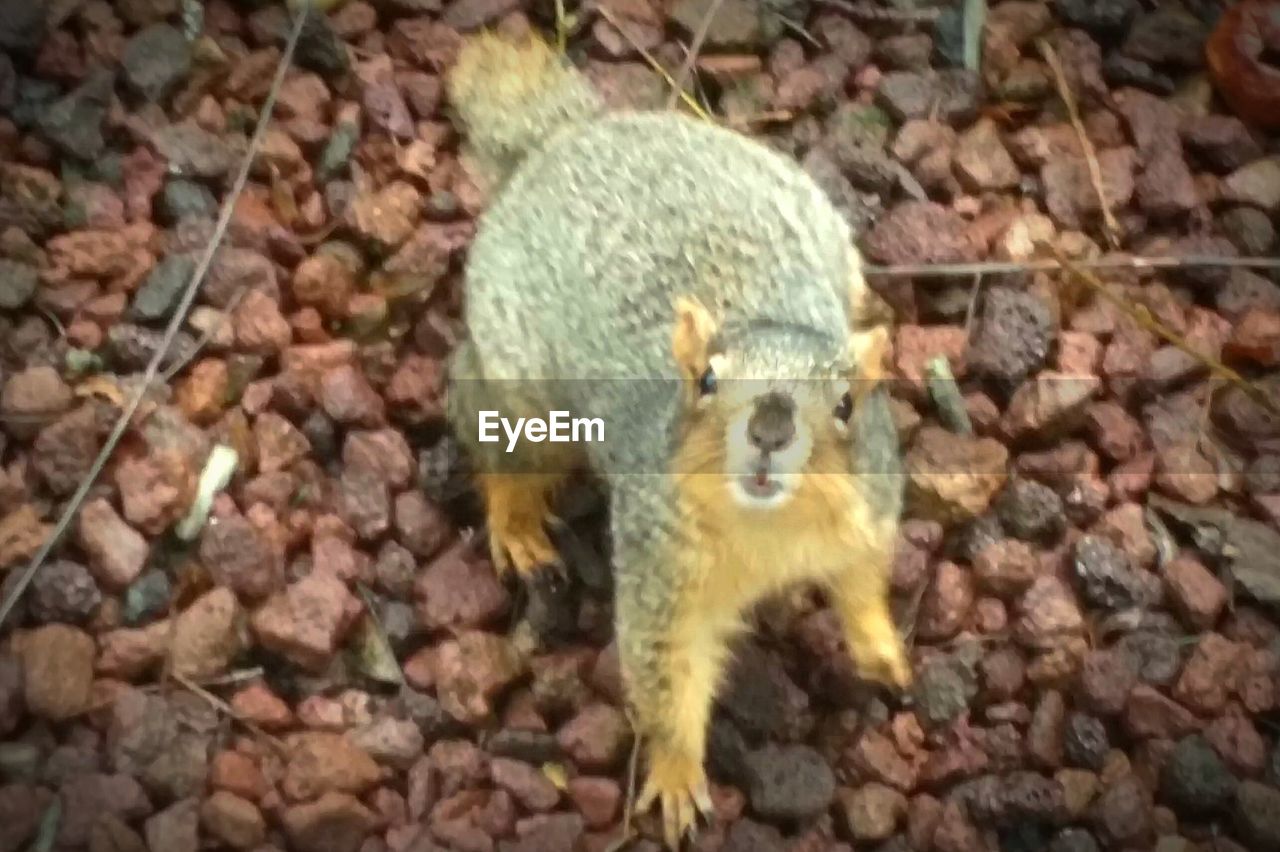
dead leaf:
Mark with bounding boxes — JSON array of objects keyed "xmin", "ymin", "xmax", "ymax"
[
  {"xmin": 73, "ymin": 375, "xmax": 126, "ymax": 407},
  {"xmin": 1147, "ymin": 494, "xmax": 1280, "ymax": 610}
]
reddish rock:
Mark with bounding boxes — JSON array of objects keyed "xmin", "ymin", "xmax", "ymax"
[
  {"xmin": 1163, "ymin": 554, "xmax": 1227, "ymax": 630},
  {"xmin": 251, "ymin": 569, "xmax": 362, "ymax": 672},
  {"xmin": 954, "ymin": 118, "xmax": 1021, "ymax": 191},
  {"xmin": 210, "ymin": 750, "xmax": 269, "ymax": 802},
  {"xmin": 168, "ymin": 587, "xmax": 245, "ymax": 680},
  {"xmin": 1005, "ymin": 370, "xmax": 1101, "ymax": 439},
  {"xmin": 1027, "ymin": 689, "xmax": 1067, "ymax": 768},
  {"xmin": 1154, "ymin": 443, "xmax": 1219, "ymax": 505},
  {"xmin": 435, "ymin": 630, "xmax": 526, "ymax": 724},
  {"xmin": 350, "ymin": 716, "xmax": 425, "ymax": 771},
  {"xmin": 254, "ymin": 411, "xmax": 311, "ymax": 474},
  {"xmin": 344, "ymin": 428, "xmax": 416, "ymax": 491},
  {"xmin": 557, "ymin": 703, "xmax": 632, "ymax": 773},
  {"xmin": 56, "ymin": 773, "xmax": 151, "ymax": 848},
  {"xmin": 916, "ymin": 561, "xmax": 973, "ymax": 641},
  {"xmin": 113, "ymin": 455, "xmax": 185, "ymax": 536},
  {"xmin": 838, "ymin": 782, "xmax": 907, "ymax": 842},
  {"xmin": 283, "ymin": 732, "xmax": 383, "ymax": 802},
  {"xmin": 201, "ymin": 791, "xmax": 266, "ymax": 850},
  {"xmin": 175, "ymin": 358, "xmax": 229, "ymax": 425},
  {"xmin": 0, "ymin": 504, "xmax": 50, "ymax": 571},
  {"xmin": 980, "ymin": 647, "xmax": 1026, "ymax": 703},
  {"xmin": 233, "ymin": 289, "xmax": 292, "ymax": 355},
  {"xmin": 199, "ymin": 513, "xmax": 284, "ymax": 600},
  {"xmin": 1124, "ymin": 686, "xmax": 1201, "ymax": 740},
  {"xmin": 291, "ymin": 251, "xmax": 356, "ymax": 319},
  {"xmin": 414, "ymin": 541, "xmax": 510, "ymax": 631},
  {"xmin": 31, "ymin": 405, "xmax": 103, "ymax": 497},
  {"xmin": 893, "ymin": 325, "xmax": 968, "ymax": 391},
  {"xmin": 231, "ymin": 682, "xmax": 294, "ymax": 730},
  {"xmin": 97, "ymin": 620, "xmax": 172, "ymax": 679},
  {"xmin": 931, "ymin": 800, "xmax": 983, "ymax": 852},
  {"xmin": 346, "ymin": 181, "xmax": 420, "ymax": 249},
  {"xmin": 1089, "ymin": 774, "xmax": 1153, "ymax": 847},
  {"xmin": 1042, "ymin": 148, "xmax": 1136, "ymax": 229},
  {"xmin": 1093, "ymin": 502, "xmax": 1157, "ymax": 570},
  {"xmin": 20, "ymin": 623, "xmax": 95, "ymax": 720},
  {"xmin": 848, "ymin": 729, "xmax": 917, "ymax": 792},
  {"xmin": 489, "ymin": 757, "xmax": 560, "ymax": 813},
  {"xmin": 1079, "ymin": 648, "xmax": 1139, "ymax": 716},
  {"xmin": 76, "ymin": 498, "xmax": 148, "ymax": 590},
  {"xmin": 1173, "ymin": 633, "xmax": 1241, "ymax": 716},
  {"xmin": 905, "ymin": 426, "xmax": 1010, "ymax": 525},
  {"xmin": 321, "ymin": 364, "xmax": 386, "ymax": 427},
  {"xmin": 864, "ymin": 201, "xmax": 981, "ymax": 266},
  {"xmin": 566, "ymin": 777, "xmax": 620, "ymax": 830},
  {"xmin": 282, "ymin": 792, "xmax": 376, "ymax": 852},
  {"xmin": 393, "ymin": 490, "xmax": 453, "ymax": 559},
  {"xmin": 973, "ymin": 539, "xmax": 1039, "ymax": 598},
  {"xmin": 1205, "ymin": 713, "xmax": 1268, "ymax": 778},
  {"xmin": 143, "ymin": 799, "xmax": 197, "ymax": 852},
  {"xmin": 0, "ymin": 365, "xmax": 72, "ymax": 439},
  {"xmin": 1014, "ymin": 575, "xmax": 1084, "ymax": 650}
]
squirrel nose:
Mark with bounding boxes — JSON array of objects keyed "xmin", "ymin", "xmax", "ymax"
[{"xmin": 747, "ymin": 392, "xmax": 796, "ymax": 453}]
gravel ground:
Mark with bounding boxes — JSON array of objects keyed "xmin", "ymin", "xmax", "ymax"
[{"xmin": 1, "ymin": 1, "xmax": 1279, "ymax": 851}]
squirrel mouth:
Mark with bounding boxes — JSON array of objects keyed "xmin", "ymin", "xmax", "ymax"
[{"xmin": 738, "ymin": 463, "xmax": 783, "ymax": 500}]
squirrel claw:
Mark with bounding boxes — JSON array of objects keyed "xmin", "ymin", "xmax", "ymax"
[
  {"xmin": 637, "ymin": 750, "xmax": 711, "ymax": 850},
  {"xmin": 487, "ymin": 526, "xmax": 562, "ymax": 578},
  {"xmin": 850, "ymin": 634, "xmax": 913, "ymax": 692}
]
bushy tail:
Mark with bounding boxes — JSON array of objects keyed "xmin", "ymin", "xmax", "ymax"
[{"xmin": 447, "ymin": 31, "xmax": 603, "ymax": 190}]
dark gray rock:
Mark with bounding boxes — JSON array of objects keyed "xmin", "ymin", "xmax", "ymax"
[
  {"xmin": 1160, "ymin": 734, "xmax": 1238, "ymax": 816},
  {"xmin": 122, "ymin": 24, "xmax": 191, "ymax": 102},
  {"xmin": 38, "ymin": 70, "xmax": 114, "ymax": 160}
]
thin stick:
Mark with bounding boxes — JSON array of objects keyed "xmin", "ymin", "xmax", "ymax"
[
  {"xmin": 160, "ymin": 286, "xmax": 248, "ymax": 383},
  {"xmin": 1052, "ymin": 247, "xmax": 1280, "ymax": 416},
  {"xmin": 596, "ymin": 6, "xmax": 713, "ymax": 123},
  {"xmin": 0, "ymin": 3, "xmax": 312, "ymax": 629},
  {"xmin": 962, "ymin": 272, "xmax": 983, "ymax": 337},
  {"xmin": 603, "ymin": 711, "xmax": 644, "ymax": 852},
  {"xmin": 862, "ymin": 254, "xmax": 1280, "ymax": 278},
  {"xmin": 816, "ymin": 0, "xmax": 943, "ymax": 24},
  {"xmin": 171, "ymin": 670, "xmax": 287, "ymax": 756},
  {"xmin": 666, "ymin": 0, "xmax": 725, "ymax": 111},
  {"xmin": 1039, "ymin": 39, "xmax": 1121, "ymax": 249}
]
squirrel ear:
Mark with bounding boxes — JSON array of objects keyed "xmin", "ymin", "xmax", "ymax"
[
  {"xmin": 671, "ymin": 295, "xmax": 717, "ymax": 381},
  {"xmin": 845, "ymin": 324, "xmax": 889, "ymax": 404}
]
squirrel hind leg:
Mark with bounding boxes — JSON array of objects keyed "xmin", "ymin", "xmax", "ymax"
[{"xmin": 478, "ymin": 471, "xmax": 566, "ymax": 577}]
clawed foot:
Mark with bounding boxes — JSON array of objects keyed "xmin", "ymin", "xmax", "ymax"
[
  {"xmin": 487, "ymin": 516, "xmax": 564, "ymax": 578},
  {"xmin": 637, "ymin": 744, "xmax": 714, "ymax": 850},
  {"xmin": 848, "ymin": 629, "xmax": 913, "ymax": 691}
]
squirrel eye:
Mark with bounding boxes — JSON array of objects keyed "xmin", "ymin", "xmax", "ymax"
[
  {"xmin": 698, "ymin": 366, "xmax": 717, "ymax": 396},
  {"xmin": 833, "ymin": 391, "xmax": 853, "ymax": 423}
]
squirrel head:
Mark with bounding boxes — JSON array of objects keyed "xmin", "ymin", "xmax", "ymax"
[{"xmin": 670, "ymin": 294, "xmax": 889, "ymax": 512}]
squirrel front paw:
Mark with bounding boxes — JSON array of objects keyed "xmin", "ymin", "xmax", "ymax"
[
  {"xmin": 487, "ymin": 521, "xmax": 561, "ymax": 577},
  {"xmin": 637, "ymin": 741, "xmax": 714, "ymax": 849},
  {"xmin": 847, "ymin": 629, "xmax": 913, "ymax": 691}
]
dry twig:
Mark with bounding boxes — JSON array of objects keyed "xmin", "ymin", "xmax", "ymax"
[
  {"xmin": 0, "ymin": 3, "xmax": 312, "ymax": 628},
  {"xmin": 596, "ymin": 6, "xmax": 713, "ymax": 123},
  {"xmin": 666, "ymin": 0, "xmax": 726, "ymax": 110},
  {"xmin": 1052, "ymin": 247, "xmax": 1280, "ymax": 417},
  {"xmin": 1039, "ymin": 39, "xmax": 1122, "ymax": 249},
  {"xmin": 603, "ymin": 709, "xmax": 645, "ymax": 852},
  {"xmin": 862, "ymin": 254, "xmax": 1280, "ymax": 278},
  {"xmin": 170, "ymin": 670, "xmax": 288, "ymax": 757},
  {"xmin": 816, "ymin": 0, "xmax": 942, "ymax": 24}
]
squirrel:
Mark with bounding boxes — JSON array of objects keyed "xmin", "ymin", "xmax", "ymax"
[{"xmin": 444, "ymin": 30, "xmax": 912, "ymax": 847}]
